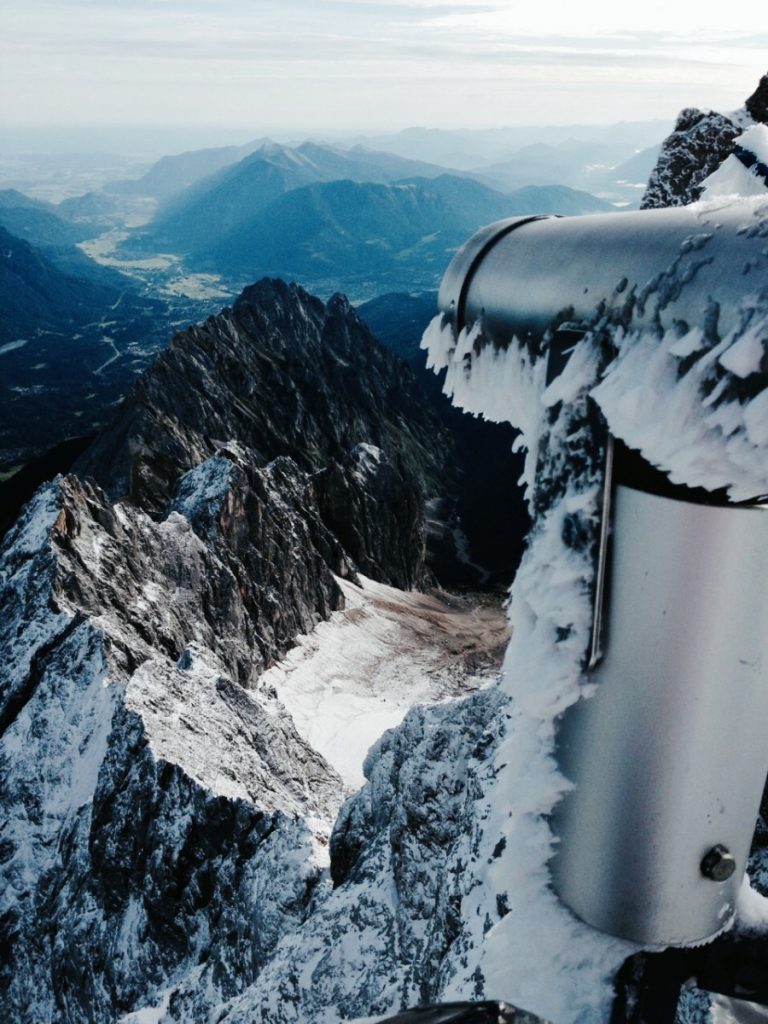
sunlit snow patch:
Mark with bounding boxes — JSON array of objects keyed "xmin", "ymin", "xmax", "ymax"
[{"xmin": 261, "ymin": 574, "xmax": 508, "ymax": 790}]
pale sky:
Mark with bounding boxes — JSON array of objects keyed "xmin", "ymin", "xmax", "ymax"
[{"xmin": 2, "ymin": 0, "xmax": 766, "ymax": 143}]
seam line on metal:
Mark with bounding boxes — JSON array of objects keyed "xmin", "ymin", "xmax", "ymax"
[{"xmin": 455, "ymin": 215, "xmax": 554, "ymax": 336}]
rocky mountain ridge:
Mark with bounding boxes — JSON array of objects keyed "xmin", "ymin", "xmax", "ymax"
[
  {"xmin": 135, "ymin": 140, "xmax": 460, "ymax": 255},
  {"xmin": 642, "ymin": 74, "xmax": 768, "ymax": 208},
  {"xmin": 0, "ymin": 467, "xmax": 346, "ymax": 1023},
  {"xmin": 0, "ymin": 274, "xmax": 514, "ymax": 1023},
  {"xmin": 74, "ymin": 277, "xmax": 463, "ymax": 588}
]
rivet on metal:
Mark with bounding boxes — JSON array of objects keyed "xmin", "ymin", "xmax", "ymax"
[{"xmin": 700, "ymin": 845, "xmax": 736, "ymax": 882}]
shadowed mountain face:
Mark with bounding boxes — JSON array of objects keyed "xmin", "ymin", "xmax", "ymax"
[
  {"xmin": 356, "ymin": 291, "xmax": 529, "ymax": 583},
  {"xmin": 0, "ymin": 189, "xmax": 94, "ymax": 248},
  {"xmin": 0, "ymin": 226, "xmax": 169, "ymax": 472},
  {"xmin": 151, "ymin": 174, "xmax": 611, "ymax": 299},
  {"xmin": 0, "ymin": 226, "xmax": 123, "ymax": 343},
  {"xmin": 74, "ymin": 278, "xmax": 468, "ymax": 589},
  {"xmin": 137, "ymin": 141, "xmax": 458, "ymax": 254}
]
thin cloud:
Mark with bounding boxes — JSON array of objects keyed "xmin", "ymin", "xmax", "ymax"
[{"xmin": 2, "ymin": 0, "xmax": 765, "ymax": 132}]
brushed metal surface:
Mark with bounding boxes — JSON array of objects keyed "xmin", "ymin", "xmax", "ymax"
[
  {"xmin": 438, "ymin": 204, "xmax": 768, "ymax": 352},
  {"xmin": 550, "ymin": 485, "xmax": 768, "ymax": 946}
]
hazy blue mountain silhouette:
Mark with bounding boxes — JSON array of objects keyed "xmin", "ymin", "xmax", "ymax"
[
  {"xmin": 137, "ymin": 141, "xmax": 458, "ymax": 253},
  {"xmin": 191, "ymin": 174, "xmax": 613, "ymax": 295},
  {"xmin": 0, "ymin": 189, "xmax": 92, "ymax": 248}
]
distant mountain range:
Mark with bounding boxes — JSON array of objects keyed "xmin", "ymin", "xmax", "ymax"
[
  {"xmin": 474, "ymin": 141, "xmax": 662, "ymax": 205},
  {"xmin": 201, "ymin": 174, "xmax": 610, "ymax": 295},
  {"xmin": 0, "ymin": 189, "xmax": 94, "ymax": 248},
  {"xmin": 107, "ymin": 138, "xmax": 457, "ymax": 215},
  {"xmin": 0, "ymin": 188, "xmax": 125, "ymax": 280},
  {"xmin": 135, "ymin": 140, "xmax": 468, "ymax": 252},
  {"xmin": 359, "ymin": 121, "xmax": 671, "ymax": 171},
  {"xmin": 107, "ymin": 138, "xmax": 272, "ymax": 201},
  {"xmin": 124, "ymin": 142, "xmax": 613, "ymax": 298}
]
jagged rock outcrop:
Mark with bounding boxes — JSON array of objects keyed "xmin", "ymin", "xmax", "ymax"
[
  {"xmin": 642, "ymin": 73, "xmax": 768, "ymax": 208},
  {"xmin": 0, "ymin": 456, "xmax": 348, "ymax": 1023},
  {"xmin": 641, "ymin": 108, "xmax": 741, "ymax": 208},
  {"xmin": 746, "ymin": 73, "xmax": 768, "ymax": 124},
  {"xmin": 75, "ymin": 278, "xmax": 457, "ymax": 589},
  {"xmin": 167, "ymin": 446, "xmax": 351, "ymax": 674},
  {"xmin": 209, "ymin": 689, "xmax": 511, "ymax": 1024}
]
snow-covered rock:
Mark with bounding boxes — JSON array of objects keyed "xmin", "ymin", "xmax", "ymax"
[
  {"xmin": 642, "ymin": 73, "xmax": 768, "ymax": 209},
  {"xmin": 0, "ymin": 464, "xmax": 349, "ymax": 1022},
  {"xmin": 1, "ymin": 272, "xmax": 523, "ymax": 1023},
  {"xmin": 698, "ymin": 124, "xmax": 768, "ymax": 201}
]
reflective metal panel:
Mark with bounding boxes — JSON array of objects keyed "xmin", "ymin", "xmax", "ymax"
[
  {"xmin": 550, "ymin": 485, "xmax": 768, "ymax": 945},
  {"xmin": 438, "ymin": 204, "xmax": 768, "ymax": 353}
]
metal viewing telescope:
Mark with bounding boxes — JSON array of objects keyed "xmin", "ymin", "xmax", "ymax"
[{"xmin": 437, "ymin": 205, "xmax": 768, "ymax": 951}]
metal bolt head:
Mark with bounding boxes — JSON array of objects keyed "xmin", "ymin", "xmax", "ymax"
[{"xmin": 700, "ymin": 844, "xmax": 736, "ymax": 882}]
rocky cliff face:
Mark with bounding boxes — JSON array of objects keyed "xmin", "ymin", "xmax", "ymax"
[
  {"xmin": 0, "ymin": 465, "xmax": 347, "ymax": 1023},
  {"xmin": 642, "ymin": 73, "xmax": 768, "ymax": 208},
  {"xmin": 75, "ymin": 278, "xmax": 458, "ymax": 590}
]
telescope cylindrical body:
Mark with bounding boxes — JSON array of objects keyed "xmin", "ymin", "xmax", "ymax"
[
  {"xmin": 549, "ymin": 484, "xmax": 768, "ymax": 946},
  {"xmin": 438, "ymin": 204, "xmax": 768, "ymax": 348},
  {"xmin": 436, "ymin": 203, "xmax": 768, "ymax": 947}
]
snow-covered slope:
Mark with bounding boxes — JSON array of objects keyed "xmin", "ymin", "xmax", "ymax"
[
  {"xmin": 263, "ymin": 575, "xmax": 508, "ymax": 789},
  {"xmin": 0, "ymin": 460, "xmax": 349, "ymax": 1022},
  {"xmin": 698, "ymin": 124, "xmax": 768, "ymax": 201},
  {"xmin": 0, "ymin": 459, "xmax": 510, "ymax": 1023}
]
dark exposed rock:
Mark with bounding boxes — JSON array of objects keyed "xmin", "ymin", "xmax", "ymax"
[
  {"xmin": 168, "ymin": 448, "xmax": 351, "ymax": 673},
  {"xmin": 75, "ymin": 279, "xmax": 457, "ymax": 589},
  {"xmin": 356, "ymin": 292, "xmax": 529, "ymax": 587},
  {"xmin": 641, "ymin": 108, "xmax": 741, "ymax": 209},
  {"xmin": 745, "ymin": 73, "xmax": 768, "ymax": 124},
  {"xmin": 314, "ymin": 444, "xmax": 425, "ymax": 590}
]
